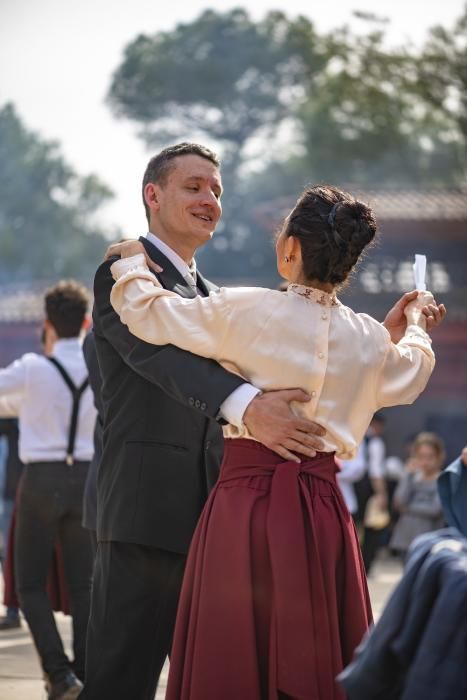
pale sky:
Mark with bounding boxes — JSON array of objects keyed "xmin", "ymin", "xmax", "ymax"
[{"xmin": 1, "ymin": 0, "xmax": 465, "ymax": 236}]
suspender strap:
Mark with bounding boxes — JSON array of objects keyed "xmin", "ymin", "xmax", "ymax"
[{"xmin": 47, "ymin": 357, "xmax": 89, "ymax": 466}]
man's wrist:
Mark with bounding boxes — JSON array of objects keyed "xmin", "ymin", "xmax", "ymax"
[{"xmin": 219, "ymin": 384, "xmax": 261, "ymax": 427}]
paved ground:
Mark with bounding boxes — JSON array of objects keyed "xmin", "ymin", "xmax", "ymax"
[{"xmin": 0, "ymin": 556, "xmax": 403, "ymax": 700}]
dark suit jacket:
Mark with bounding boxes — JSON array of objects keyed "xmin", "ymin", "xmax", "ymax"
[
  {"xmin": 93, "ymin": 236, "xmax": 245, "ymax": 553},
  {"xmin": 82, "ymin": 331, "xmax": 103, "ymax": 531},
  {"xmin": 438, "ymin": 456, "xmax": 467, "ymax": 538}
]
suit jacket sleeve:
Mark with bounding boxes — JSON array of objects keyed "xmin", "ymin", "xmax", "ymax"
[{"xmin": 94, "ymin": 258, "xmax": 245, "ymax": 420}]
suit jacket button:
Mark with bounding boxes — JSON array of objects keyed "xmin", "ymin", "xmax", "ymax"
[
  {"xmin": 205, "ymin": 440, "xmax": 211, "ymax": 451},
  {"xmin": 188, "ymin": 397, "xmax": 195, "ymax": 406},
  {"xmin": 201, "ymin": 402, "xmax": 207, "ymax": 411},
  {"xmin": 195, "ymin": 399, "xmax": 201, "ymax": 408}
]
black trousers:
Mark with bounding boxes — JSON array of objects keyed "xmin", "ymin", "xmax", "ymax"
[
  {"xmin": 15, "ymin": 461, "xmax": 93, "ymax": 684},
  {"xmin": 81, "ymin": 542, "xmax": 186, "ymax": 700}
]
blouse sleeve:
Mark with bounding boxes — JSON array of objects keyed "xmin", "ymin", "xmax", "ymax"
[
  {"xmin": 110, "ymin": 254, "xmax": 232, "ymax": 359},
  {"xmin": 376, "ymin": 324, "xmax": 435, "ymax": 408}
]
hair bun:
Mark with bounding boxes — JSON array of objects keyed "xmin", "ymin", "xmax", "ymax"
[{"xmin": 332, "ymin": 199, "xmax": 377, "ymax": 250}]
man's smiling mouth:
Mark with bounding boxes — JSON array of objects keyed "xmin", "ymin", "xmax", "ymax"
[{"xmin": 193, "ymin": 213, "xmax": 213, "ymax": 222}]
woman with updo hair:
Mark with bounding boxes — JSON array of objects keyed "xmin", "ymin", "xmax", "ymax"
[{"xmin": 108, "ymin": 184, "xmax": 436, "ymax": 699}]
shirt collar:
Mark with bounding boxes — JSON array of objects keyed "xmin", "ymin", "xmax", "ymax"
[
  {"xmin": 52, "ymin": 337, "xmax": 83, "ymax": 357},
  {"xmin": 145, "ymin": 232, "xmax": 197, "ymax": 284}
]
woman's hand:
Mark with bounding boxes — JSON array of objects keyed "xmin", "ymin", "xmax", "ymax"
[
  {"xmin": 383, "ymin": 290, "xmax": 446, "ymax": 343},
  {"xmin": 404, "ymin": 291, "xmax": 436, "ymax": 330},
  {"xmin": 104, "ymin": 239, "xmax": 163, "ymax": 273}
]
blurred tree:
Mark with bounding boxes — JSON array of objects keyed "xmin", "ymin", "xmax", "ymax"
[
  {"xmin": 295, "ymin": 14, "xmax": 466, "ymax": 186},
  {"xmin": 0, "ymin": 103, "xmax": 114, "ymax": 283},
  {"xmin": 107, "ymin": 7, "xmax": 466, "ymax": 282},
  {"xmin": 108, "ymin": 8, "xmax": 325, "ymax": 178},
  {"xmin": 417, "ymin": 6, "xmax": 467, "ymax": 147}
]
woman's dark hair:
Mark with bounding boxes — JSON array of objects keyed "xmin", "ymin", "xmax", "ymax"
[{"xmin": 284, "ymin": 184, "xmax": 377, "ymax": 285}]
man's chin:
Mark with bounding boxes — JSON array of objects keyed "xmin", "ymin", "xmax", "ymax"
[{"xmin": 194, "ymin": 229, "xmax": 215, "ymax": 245}]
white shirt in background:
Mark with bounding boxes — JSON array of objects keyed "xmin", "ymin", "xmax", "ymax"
[
  {"xmin": 0, "ymin": 338, "xmax": 96, "ymax": 463},
  {"xmin": 337, "ymin": 443, "xmax": 367, "ymax": 514}
]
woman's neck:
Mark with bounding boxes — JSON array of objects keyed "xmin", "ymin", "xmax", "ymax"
[{"xmin": 290, "ymin": 275, "xmax": 335, "ymax": 294}]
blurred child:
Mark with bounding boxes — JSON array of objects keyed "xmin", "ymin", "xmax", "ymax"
[{"xmin": 390, "ymin": 432, "xmax": 445, "ymax": 558}]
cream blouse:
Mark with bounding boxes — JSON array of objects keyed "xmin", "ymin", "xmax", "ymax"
[{"xmin": 110, "ymin": 254, "xmax": 435, "ymax": 459}]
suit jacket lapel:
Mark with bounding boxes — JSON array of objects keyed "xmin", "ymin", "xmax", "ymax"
[
  {"xmin": 139, "ymin": 236, "xmax": 197, "ymax": 299},
  {"xmin": 196, "ymin": 271, "xmax": 218, "ymax": 296}
]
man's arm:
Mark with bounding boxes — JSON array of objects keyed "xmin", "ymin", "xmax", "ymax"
[
  {"xmin": 94, "ymin": 258, "xmax": 245, "ymax": 419},
  {"xmin": 0, "ymin": 358, "xmax": 26, "ymax": 417}
]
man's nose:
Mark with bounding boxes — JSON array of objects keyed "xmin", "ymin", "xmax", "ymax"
[{"xmin": 199, "ymin": 190, "xmax": 220, "ymax": 210}]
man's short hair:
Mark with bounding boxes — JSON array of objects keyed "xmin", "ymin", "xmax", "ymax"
[
  {"xmin": 45, "ymin": 280, "xmax": 89, "ymax": 338},
  {"xmin": 142, "ymin": 142, "xmax": 220, "ymax": 224}
]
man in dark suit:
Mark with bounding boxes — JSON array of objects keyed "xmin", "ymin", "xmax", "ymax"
[
  {"xmin": 81, "ymin": 332, "xmax": 102, "ymax": 554},
  {"xmin": 81, "ymin": 143, "xmax": 326, "ymax": 700}
]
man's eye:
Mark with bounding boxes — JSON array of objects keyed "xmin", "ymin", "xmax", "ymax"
[{"xmin": 187, "ymin": 186, "xmax": 199, "ymax": 192}]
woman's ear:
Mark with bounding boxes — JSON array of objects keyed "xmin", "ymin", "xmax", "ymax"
[{"xmin": 286, "ymin": 235, "xmax": 301, "ymax": 262}]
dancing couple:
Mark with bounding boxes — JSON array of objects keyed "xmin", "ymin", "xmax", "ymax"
[{"xmin": 81, "ymin": 143, "xmax": 443, "ymax": 700}]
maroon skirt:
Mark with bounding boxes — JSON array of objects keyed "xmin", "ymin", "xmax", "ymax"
[{"xmin": 166, "ymin": 439, "xmax": 372, "ymax": 700}]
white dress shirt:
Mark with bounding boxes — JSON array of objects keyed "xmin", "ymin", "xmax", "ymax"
[
  {"xmin": 337, "ymin": 443, "xmax": 367, "ymax": 513},
  {"xmin": 0, "ymin": 338, "xmax": 96, "ymax": 463},
  {"xmin": 366, "ymin": 435, "xmax": 387, "ymax": 479},
  {"xmin": 145, "ymin": 232, "xmax": 260, "ymax": 424},
  {"xmin": 110, "ymin": 254, "xmax": 435, "ymax": 459}
]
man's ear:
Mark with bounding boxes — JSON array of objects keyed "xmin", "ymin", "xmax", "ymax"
[
  {"xmin": 143, "ymin": 182, "xmax": 161, "ymax": 214},
  {"xmin": 42, "ymin": 319, "xmax": 58, "ymax": 355}
]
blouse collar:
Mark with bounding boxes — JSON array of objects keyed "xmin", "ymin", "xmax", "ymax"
[{"xmin": 287, "ymin": 283, "xmax": 339, "ymax": 307}]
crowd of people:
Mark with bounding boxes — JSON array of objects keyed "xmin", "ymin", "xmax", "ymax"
[{"xmin": 0, "ymin": 141, "xmax": 464, "ymax": 700}]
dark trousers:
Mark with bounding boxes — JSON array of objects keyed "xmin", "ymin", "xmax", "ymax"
[
  {"xmin": 81, "ymin": 542, "xmax": 186, "ymax": 700},
  {"xmin": 15, "ymin": 461, "xmax": 93, "ymax": 684}
]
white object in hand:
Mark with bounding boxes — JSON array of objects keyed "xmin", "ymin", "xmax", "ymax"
[{"xmin": 413, "ymin": 254, "xmax": 427, "ymax": 291}]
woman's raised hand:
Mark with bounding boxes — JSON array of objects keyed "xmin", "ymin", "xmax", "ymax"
[
  {"xmin": 104, "ymin": 239, "xmax": 163, "ymax": 273},
  {"xmin": 404, "ymin": 291, "xmax": 436, "ymax": 330}
]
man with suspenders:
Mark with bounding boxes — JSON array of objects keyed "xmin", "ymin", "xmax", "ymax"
[{"xmin": 0, "ymin": 280, "xmax": 96, "ymax": 700}]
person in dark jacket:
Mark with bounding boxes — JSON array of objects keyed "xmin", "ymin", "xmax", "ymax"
[
  {"xmin": 0, "ymin": 418, "xmax": 23, "ymax": 629},
  {"xmin": 339, "ymin": 529, "xmax": 467, "ymax": 700},
  {"xmin": 438, "ymin": 446, "xmax": 467, "ymax": 537}
]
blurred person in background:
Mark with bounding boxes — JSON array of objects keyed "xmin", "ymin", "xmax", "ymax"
[
  {"xmin": 0, "ymin": 281, "xmax": 96, "ymax": 700},
  {"xmin": 357, "ymin": 414, "xmax": 390, "ymax": 574},
  {"xmin": 336, "ymin": 443, "xmax": 366, "ymax": 520},
  {"xmin": 438, "ymin": 445, "xmax": 467, "ymax": 536},
  {"xmin": 0, "ymin": 417, "xmax": 23, "ymax": 629},
  {"xmin": 390, "ymin": 432, "xmax": 445, "ymax": 559},
  {"xmin": 0, "ymin": 325, "xmax": 61, "ymax": 631}
]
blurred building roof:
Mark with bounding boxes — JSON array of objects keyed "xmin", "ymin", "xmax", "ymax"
[
  {"xmin": 352, "ymin": 188, "xmax": 467, "ymax": 221},
  {"xmin": 0, "ymin": 282, "xmax": 91, "ymax": 324},
  {"xmin": 253, "ymin": 188, "xmax": 467, "ymax": 228},
  {"xmin": 0, "ymin": 284, "xmax": 45, "ymax": 322}
]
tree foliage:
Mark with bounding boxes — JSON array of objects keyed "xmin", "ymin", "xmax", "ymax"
[
  {"xmin": 0, "ymin": 103, "xmax": 113, "ymax": 283},
  {"xmin": 107, "ymin": 7, "xmax": 467, "ymax": 281},
  {"xmin": 108, "ymin": 9, "xmax": 325, "ymax": 171}
]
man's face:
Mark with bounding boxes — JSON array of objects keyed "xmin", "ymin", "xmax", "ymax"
[{"xmin": 150, "ymin": 154, "xmax": 223, "ymax": 249}]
